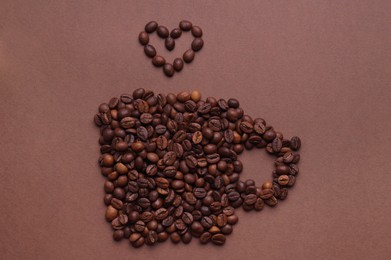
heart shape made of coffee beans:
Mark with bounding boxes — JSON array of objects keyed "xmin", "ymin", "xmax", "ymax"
[
  {"xmin": 94, "ymin": 89, "xmax": 301, "ymax": 247},
  {"xmin": 138, "ymin": 20, "xmax": 204, "ymax": 77}
]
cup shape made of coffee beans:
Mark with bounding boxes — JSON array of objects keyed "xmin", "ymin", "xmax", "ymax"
[
  {"xmin": 139, "ymin": 20, "xmax": 204, "ymax": 77},
  {"xmin": 94, "ymin": 89, "xmax": 301, "ymax": 247}
]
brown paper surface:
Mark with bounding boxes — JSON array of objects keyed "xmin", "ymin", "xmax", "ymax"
[{"xmin": 1, "ymin": 1, "xmax": 391, "ymax": 259}]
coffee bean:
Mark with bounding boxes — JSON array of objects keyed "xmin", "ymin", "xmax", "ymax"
[
  {"xmin": 157, "ymin": 25, "xmax": 169, "ymax": 38},
  {"xmin": 211, "ymin": 234, "xmax": 226, "ymax": 245},
  {"xmin": 278, "ymin": 175, "xmax": 289, "ymax": 186},
  {"xmin": 191, "ymin": 26, "xmax": 203, "ymax": 37},
  {"xmin": 191, "ymin": 38, "xmax": 204, "ymax": 52},
  {"xmin": 183, "ymin": 49, "xmax": 195, "ymax": 63},
  {"xmin": 144, "ymin": 44, "xmax": 156, "ymax": 58},
  {"xmin": 290, "ymin": 136, "xmax": 301, "ymax": 150},
  {"xmin": 179, "ymin": 20, "xmax": 192, "ymax": 31},
  {"xmin": 152, "ymin": 55, "xmax": 166, "ymax": 67},
  {"xmin": 170, "ymin": 28, "xmax": 182, "ymax": 39},
  {"xmin": 165, "ymin": 37, "xmax": 175, "ymax": 51},
  {"xmin": 163, "ymin": 63, "xmax": 175, "ymax": 77},
  {"xmin": 138, "ymin": 31, "xmax": 149, "ymax": 45},
  {"xmin": 200, "ymin": 232, "xmax": 212, "ymax": 244},
  {"xmin": 145, "ymin": 21, "xmax": 158, "ymax": 33},
  {"xmin": 173, "ymin": 58, "xmax": 184, "ymax": 72},
  {"xmin": 272, "ymin": 137, "xmax": 282, "ymax": 153}
]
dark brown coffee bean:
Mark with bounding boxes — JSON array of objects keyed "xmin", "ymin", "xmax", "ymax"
[
  {"xmin": 182, "ymin": 212, "xmax": 194, "ymax": 225},
  {"xmin": 179, "ymin": 20, "xmax": 192, "ymax": 31},
  {"xmin": 136, "ymin": 99, "xmax": 149, "ymax": 113},
  {"xmin": 290, "ymin": 136, "xmax": 301, "ymax": 150},
  {"xmin": 173, "ymin": 58, "xmax": 184, "ymax": 72},
  {"xmin": 163, "ymin": 166, "xmax": 176, "ymax": 178},
  {"xmin": 163, "ymin": 63, "xmax": 175, "ymax": 77},
  {"xmin": 171, "ymin": 180, "xmax": 185, "ymax": 190},
  {"xmin": 152, "ymin": 55, "xmax": 166, "ymax": 67},
  {"xmin": 228, "ymin": 191, "xmax": 240, "ymax": 201},
  {"xmin": 191, "ymin": 38, "xmax": 204, "ymax": 52},
  {"xmin": 134, "ymin": 220, "xmax": 146, "ymax": 232},
  {"xmin": 144, "ymin": 44, "xmax": 156, "ymax": 58},
  {"xmin": 211, "ymin": 234, "xmax": 226, "ymax": 245},
  {"xmin": 191, "ymin": 26, "xmax": 203, "ymax": 37},
  {"xmin": 244, "ymin": 194, "xmax": 257, "ymax": 205},
  {"xmin": 136, "ymin": 126, "xmax": 148, "ymax": 141},
  {"xmin": 145, "ymin": 21, "xmax": 158, "ymax": 33},
  {"xmin": 138, "ymin": 31, "xmax": 149, "ymax": 45},
  {"xmin": 170, "ymin": 28, "xmax": 182, "ymax": 39},
  {"xmin": 272, "ymin": 137, "xmax": 282, "ymax": 153},
  {"xmin": 193, "ymin": 188, "xmax": 206, "ymax": 199},
  {"xmin": 279, "ymin": 188, "xmax": 288, "ymax": 200},
  {"xmin": 240, "ymin": 121, "xmax": 253, "ymax": 133},
  {"xmin": 157, "ymin": 25, "xmax": 169, "ymax": 38},
  {"xmin": 155, "ymin": 208, "xmax": 169, "ymax": 220},
  {"xmin": 165, "ymin": 37, "xmax": 175, "ymax": 51},
  {"xmin": 276, "ymin": 165, "xmax": 290, "ymax": 175},
  {"xmin": 265, "ymin": 196, "xmax": 278, "ymax": 206},
  {"xmin": 163, "ymin": 151, "xmax": 176, "ymax": 166},
  {"xmin": 162, "ymin": 216, "xmax": 174, "ymax": 227},
  {"xmin": 183, "ymin": 49, "xmax": 195, "ymax": 63},
  {"xmin": 185, "ymin": 155, "xmax": 198, "ymax": 169}
]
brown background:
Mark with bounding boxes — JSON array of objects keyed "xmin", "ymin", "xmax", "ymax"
[{"xmin": 1, "ymin": 1, "xmax": 391, "ymax": 259}]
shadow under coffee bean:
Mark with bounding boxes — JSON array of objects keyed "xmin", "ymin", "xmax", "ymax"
[{"xmin": 94, "ymin": 89, "xmax": 301, "ymax": 247}]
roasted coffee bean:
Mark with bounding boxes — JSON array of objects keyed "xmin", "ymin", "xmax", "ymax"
[
  {"xmin": 163, "ymin": 63, "xmax": 175, "ymax": 77},
  {"xmin": 272, "ymin": 137, "xmax": 282, "ymax": 153},
  {"xmin": 138, "ymin": 31, "xmax": 149, "ymax": 45},
  {"xmin": 191, "ymin": 38, "xmax": 204, "ymax": 52},
  {"xmin": 216, "ymin": 214, "xmax": 228, "ymax": 227},
  {"xmin": 183, "ymin": 49, "xmax": 195, "ymax": 63},
  {"xmin": 152, "ymin": 55, "xmax": 166, "ymax": 67},
  {"xmin": 157, "ymin": 25, "xmax": 169, "ymax": 38},
  {"xmin": 191, "ymin": 26, "xmax": 203, "ymax": 37},
  {"xmin": 200, "ymin": 232, "xmax": 212, "ymax": 244},
  {"xmin": 144, "ymin": 44, "xmax": 156, "ymax": 58},
  {"xmin": 163, "ymin": 151, "xmax": 176, "ymax": 166},
  {"xmin": 170, "ymin": 28, "xmax": 182, "ymax": 39},
  {"xmin": 211, "ymin": 234, "xmax": 226, "ymax": 245},
  {"xmin": 173, "ymin": 58, "xmax": 184, "ymax": 72},
  {"xmin": 165, "ymin": 37, "xmax": 175, "ymax": 51},
  {"xmin": 145, "ymin": 21, "xmax": 158, "ymax": 33},
  {"xmin": 290, "ymin": 136, "xmax": 301, "ymax": 150},
  {"xmin": 179, "ymin": 20, "xmax": 192, "ymax": 31}
]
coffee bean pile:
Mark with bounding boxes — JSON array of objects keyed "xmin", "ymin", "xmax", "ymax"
[
  {"xmin": 94, "ymin": 89, "xmax": 301, "ymax": 247},
  {"xmin": 139, "ymin": 20, "xmax": 204, "ymax": 77}
]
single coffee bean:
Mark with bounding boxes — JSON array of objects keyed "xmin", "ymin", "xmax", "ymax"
[
  {"xmin": 211, "ymin": 234, "xmax": 226, "ymax": 245},
  {"xmin": 157, "ymin": 25, "xmax": 169, "ymax": 38},
  {"xmin": 173, "ymin": 58, "xmax": 184, "ymax": 72},
  {"xmin": 170, "ymin": 28, "xmax": 182, "ymax": 39},
  {"xmin": 138, "ymin": 31, "xmax": 149, "ymax": 45},
  {"xmin": 179, "ymin": 20, "xmax": 192, "ymax": 31},
  {"xmin": 290, "ymin": 136, "xmax": 301, "ymax": 150},
  {"xmin": 200, "ymin": 232, "xmax": 212, "ymax": 244},
  {"xmin": 163, "ymin": 63, "xmax": 175, "ymax": 77},
  {"xmin": 152, "ymin": 55, "xmax": 166, "ymax": 67},
  {"xmin": 183, "ymin": 49, "xmax": 195, "ymax": 63},
  {"xmin": 144, "ymin": 44, "xmax": 156, "ymax": 58},
  {"xmin": 165, "ymin": 37, "xmax": 175, "ymax": 51},
  {"xmin": 191, "ymin": 38, "xmax": 204, "ymax": 52},
  {"xmin": 145, "ymin": 21, "xmax": 158, "ymax": 33},
  {"xmin": 191, "ymin": 26, "xmax": 203, "ymax": 37}
]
